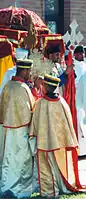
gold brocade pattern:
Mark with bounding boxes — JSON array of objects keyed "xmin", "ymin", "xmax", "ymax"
[
  {"xmin": 0, "ymin": 81, "xmax": 35, "ymax": 127},
  {"xmin": 38, "ymin": 150, "xmax": 76, "ymax": 196},
  {"xmin": 30, "ymin": 96, "xmax": 78, "ymax": 150},
  {"xmin": 38, "ymin": 151, "xmax": 54, "ymax": 196}
]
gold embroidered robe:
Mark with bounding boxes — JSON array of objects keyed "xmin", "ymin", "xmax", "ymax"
[
  {"xmin": 29, "ymin": 96, "xmax": 86, "ymax": 197},
  {"xmin": 0, "ymin": 79, "xmax": 37, "ymax": 198}
]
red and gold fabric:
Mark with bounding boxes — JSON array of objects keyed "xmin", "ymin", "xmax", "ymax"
[
  {"xmin": 0, "ymin": 7, "xmax": 49, "ymax": 33},
  {"xmin": 42, "ymin": 34, "xmax": 65, "ymax": 56},
  {"xmin": 0, "ymin": 28, "xmax": 27, "ymax": 48},
  {"xmin": 31, "ymin": 87, "xmax": 42, "ymax": 101},
  {"xmin": 0, "ymin": 77, "xmax": 35, "ymax": 128},
  {"xmin": 37, "ymin": 147, "xmax": 86, "ymax": 197},
  {"xmin": 29, "ymin": 95, "xmax": 86, "ymax": 196}
]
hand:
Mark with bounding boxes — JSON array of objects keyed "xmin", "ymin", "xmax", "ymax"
[{"xmin": 65, "ymin": 63, "xmax": 74, "ymax": 75}]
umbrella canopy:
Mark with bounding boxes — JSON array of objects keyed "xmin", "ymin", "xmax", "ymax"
[
  {"xmin": 0, "ymin": 7, "xmax": 49, "ymax": 33},
  {"xmin": 36, "ymin": 34, "xmax": 65, "ymax": 55}
]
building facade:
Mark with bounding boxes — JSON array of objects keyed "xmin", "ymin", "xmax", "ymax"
[{"xmin": 0, "ymin": 0, "xmax": 86, "ymax": 44}]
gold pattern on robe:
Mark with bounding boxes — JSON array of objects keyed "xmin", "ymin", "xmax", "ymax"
[
  {"xmin": 38, "ymin": 151, "xmax": 54, "ymax": 196},
  {"xmin": 30, "ymin": 96, "xmax": 78, "ymax": 150},
  {"xmin": 0, "ymin": 80, "xmax": 35, "ymax": 127}
]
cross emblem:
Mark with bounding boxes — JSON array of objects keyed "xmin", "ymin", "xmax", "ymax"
[{"xmin": 62, "ymin": 19, "xmax": 84, "ymax": 47}]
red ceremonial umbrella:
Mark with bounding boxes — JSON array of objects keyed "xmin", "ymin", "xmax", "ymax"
[
  {"xmin": 0, "ymin": 7, "xmax": 49, "ymax": 48},
  {"xmin": 0, "ymin": 7, "xmax": 49, "ymax": 33}
]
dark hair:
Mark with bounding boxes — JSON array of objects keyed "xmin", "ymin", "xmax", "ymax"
[
  {"xmin": 74, "ymin": 45, "xmax": 85, "ymax": 54},
  {"xmin": 44, "ymin": 45, "xmax": 60, "ymax": 58},
  {"xmin": 16, "ymin": 67, "xmax": 25, "ymax": 75},
  {"xmin": 45, "ymin": 83, "xmax": 57, "ymax": 93},
  {"xmin": 84, "ymin": 47, "xmax": 86, "ymax": 53}
]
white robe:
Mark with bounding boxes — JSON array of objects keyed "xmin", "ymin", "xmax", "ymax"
[
  {"xmin": 0, "ymin": 125, "xmax": 39, "ymax": 198},
  {"xmin": 0, "ymin": 126, "xmax": 34, "ymax": 198},
  {"xmin": 0, "ymin": 79, "xmax": 38, "ymax": 198},
  {"xmin": 84, "ymin": 58, "xmax": 86, "ymax": 63},
  {"xmin": 74, "ymin": 60, "xmax": 86, "ymax": 88},
  {"xmin": 74, "ymin": 60, "xmax": 86, "ymax": 155}
]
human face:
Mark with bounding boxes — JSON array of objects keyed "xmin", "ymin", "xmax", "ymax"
[
  {"xmin": 24, "ymin": 68, "xmax": 32, "ymax": 81},
  {"xmin": 52, "ymin": 52, "xmax": 61, "ymax": 63},
  {"xmin": 34, "ymin": 77, "xmax": 43, "ymax": 89},
  {"xmin": 48, "ymin": 53, "xmax": 53, "ymax": 61},
  {"xmin": 42, "ymin": 83, "xmax": 48, "ymax": 94},
  {"xmin": 74, "ymin": 52, "xmax": 85, "ymax": 61}
]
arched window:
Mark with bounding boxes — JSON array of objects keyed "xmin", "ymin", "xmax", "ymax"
[
  {"xmin": 45, "ymin": 0, "xmax": 64, "ymax": 34},
  {"xmin": 45, "ymin": 0, "xmax": 59, "ymax": 14}
]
